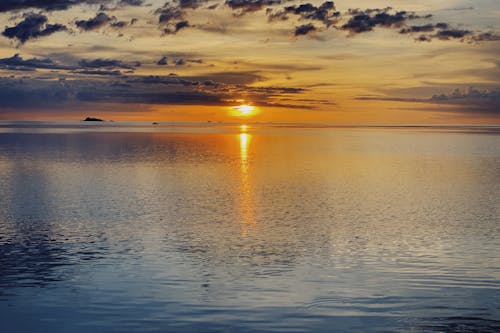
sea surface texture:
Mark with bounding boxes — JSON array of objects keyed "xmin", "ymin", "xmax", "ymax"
[{"xmin": 0, "ymin": 123, "xmax": 499, "ymax": 332}]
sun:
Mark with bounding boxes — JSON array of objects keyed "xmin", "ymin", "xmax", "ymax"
[{"xmin": 234, "ymin": 104, "xmax": 254, "ymax": 115}]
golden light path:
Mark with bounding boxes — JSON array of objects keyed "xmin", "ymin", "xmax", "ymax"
[{"xmin": 238, "ymin": 124, "xmax": 255, "ymax": 236}]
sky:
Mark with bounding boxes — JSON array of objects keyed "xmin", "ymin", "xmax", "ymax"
[{"xmin": 0, "ymin": 0, "xmax": 499, "ymax": 123}]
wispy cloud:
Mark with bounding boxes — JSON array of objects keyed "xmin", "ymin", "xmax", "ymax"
[{"xmin": 0, "ymin": 53, "xmax": 71, "ymax": 70}]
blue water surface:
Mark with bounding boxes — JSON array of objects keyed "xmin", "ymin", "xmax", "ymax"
[{"xmin": 1, "ymin": 122, "xmax": 499, "ymax": 332}]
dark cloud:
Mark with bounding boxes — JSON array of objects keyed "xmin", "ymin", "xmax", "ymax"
[
  {"xmin": 174, "ymin": 58, "xmax": 186, "ymax": 66},
  {"xmin": 341, "ymin": 9, "xmax": 427, "ymax": 34},
  {"xmin": 155, "ymin": 2, "xmax": 193, "ymax": 34},
  {"xmin": 0, "ymin": 53, "xmax": 71, "ymax": 70},
  {"xmin": 0, "ymin": 54, "xmax": 143, "ymax": 74},
  {"xmin": 79, "ymin": 58, "xmax": 139, "ymax": 70},
  {"xmin": 2, "ymin": 13, "xmax": 67, "ymax": 43},
  {"xmin": 0, "ymin": 75, "xmax": 227, "ymax": 110},
  {"xmin": 175, "ymin": 20, "xmax": 189, "ymax": 31},
  {"xmin": 118, "ymin": 0, "xmax": 143, "ymax": 6},
  {"xmin": 471, "ymin": 32, "xmax": 500, "ymax": 42},
  {"xmin": 0, "ymin": 0, "xmax": 102, "ymax": 13},
  {"xmin": 157, "ymin": 56, "xmax": 168, "ymax": 65},
  {"xmin": 110, "ymin": 20, "xmax": 128, "ymax": 28},
  {"xmin": 76, "ymin": 90, "xmax": 223, "ymax": 104},
  {"xmin": 399, "ymin": 24, "xmax": 436, "ymax": 34},
  {"xmin": 73, "ymin": 69, "xmax": 123, "ymax": 76},
  {"xmin": 0, "ymin": 76, "xmax": 170, "ymax": 109},
  {"xmin": 131, "ymin": 75, "xmax": 196, "ymax": 85},
  {"xmin": 0, "ymin": 0, "xmax": 145, "ymax": 13},
  {"xmin": 267, "ymin": 8, "xmax": 289, "ymax": 22},
  {"xmin": 342, "ymin": 15, "xmax": 378, "ymax": 33},
  {"xmin": 98, "ymin": 0, "xmax": 145, "ymax": 10},
  {"xmin": 75, "ymin": 12, "xmax": 115, "ymax": 31},
  {"xmin": 297, "ymin": 1, "xmax": 339, "ymax": 25},
  {"xmin": 435, "ymin": 29, "xmax": 471, "ymax": 40},
  {"xmin": 399, "ymin": 22, "xmax": 450, "ymax": 38},
  {"xmin": 270, "ymin": 1, "xmax": 340, "ymax": 26},
  {"xmin": 130, "ymin": 71, "xmax": 260, "ymax": 86},
  {"xmin": 435, "ymin": 22, "xmax": 449, "ymax": 29},
  {"xmin": 164, "ymin": 20, "xmax": 190, "ymax": 34},
  {"xmin": 270, "ymin": 5, "xmax": 498, "ymax": 43},
  {"xmin": 295, "ymin": 23, "xmax": 316, "ymax": 36},
  {"xmin": 413, "ymin": 29, "xmax": 472, "ymax": 42},
  {"xmin": 398, "ymin": 22, "xmax": 498, "ymax": 43},
  {"xmin": 430, "ymin": 87, "xmax": 499, "ymax": 103},
  {"xmin": 154, "ymin": 57, "xmax": 203, "ymax": 67},
  {"xmin": 178, "ymin": 0, "xmax": 206, "ymax": 9},
  {"xmin": 267, "ymin": 4, "xmax": 444, "ymax": 39},
  {"xmin": 0, "ymin": 77, "xmax": 72, "ymax": 108},
  {"xmin": 336, "ymin": 7, "xmax": 498, "ymax": 43},
  {"xmin": 194, "ymin": 71, "xmax": 264, "ymax": 85},
  {"xmin": 0, "ymin": 69, "xmax": 310, "ymax": 112},
  {"xmin": 126, "ymin": 73, "xmax": 308, "ymax": 108},
  {"xmin": 226, "ymin": 0, "xmax": 282, "ymax": 16},
  {"xmin": 356, "ymin": 87, "xmax": 500, "ymax": 114},
  {"xmin": 156, "ymin": 4, "xmax": 184, "ymax": 24},
  {"xmin": 398, "ymin": 22, "xmax": 444, "ymax": 39},
  {"xmin": 415, "ymin": 35, "xmax": 431, "ymax": 42},
  {"xmin": 400, "ymin": 23, "xmax": 500, "ymax": 42}
]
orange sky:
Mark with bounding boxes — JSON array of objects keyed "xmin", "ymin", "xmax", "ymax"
[{"xmin": 0, "ymin": 0, "xmax": 499, "ymax": 123}]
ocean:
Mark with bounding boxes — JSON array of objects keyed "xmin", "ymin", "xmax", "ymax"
[{"xmin": 1, "ymin": 122, "xmax": 499, "ymax": 332}]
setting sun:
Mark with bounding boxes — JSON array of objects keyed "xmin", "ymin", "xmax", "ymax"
[{"xmin": 234, "ymin": 105, "xmax": 254, "ymax": 116}]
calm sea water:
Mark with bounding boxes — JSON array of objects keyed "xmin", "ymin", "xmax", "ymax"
[{"xmin": 0, "ymin": 122, "xmax": 499, "ymax": 332}]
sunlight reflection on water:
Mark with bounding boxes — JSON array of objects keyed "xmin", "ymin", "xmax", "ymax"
[
  {"xmin": 0, "ymin": 123, "xmax": 499, "ymax": 332},
  {"xmin": 239, "ymin": 129, "xmax": 256, "ymax": 237}
]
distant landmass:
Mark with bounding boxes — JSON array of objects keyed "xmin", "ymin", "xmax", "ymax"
[{"xmin": 83, "ymin": 117, "xmax": 103, "ymax": 122}]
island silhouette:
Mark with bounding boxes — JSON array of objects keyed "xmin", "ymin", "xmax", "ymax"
[{"xmin": 83, "ymin": 117, "xmax": 103, "ymax": 122}]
